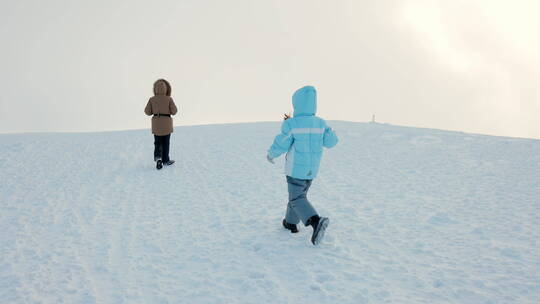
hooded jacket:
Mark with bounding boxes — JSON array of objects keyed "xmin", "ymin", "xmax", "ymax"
[
  {"xmin": 144, "ymin": 79, "xmax": 178, "ymax": 136},
  {"xmin": 268, "ymin": 86, "xmax": 338, "ymax": 179}
]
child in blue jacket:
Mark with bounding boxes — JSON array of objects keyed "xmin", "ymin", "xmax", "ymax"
[{"xmin": 267, "ymin": 86, "xmax": 338, "ymax": 245}]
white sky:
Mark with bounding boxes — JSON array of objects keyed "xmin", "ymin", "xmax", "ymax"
[{"xmin": 0, "ymin": 0, "xmax": 538, "ymax": 138}]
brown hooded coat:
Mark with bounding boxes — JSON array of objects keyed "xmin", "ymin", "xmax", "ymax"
[{"xmin": 144, "ymin": 79, "xmax": 178, "ymax": 136}]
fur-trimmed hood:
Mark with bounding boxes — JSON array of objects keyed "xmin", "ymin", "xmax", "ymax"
[{"xmin": 154, "ymin": 79, "xmax": 172, "ymax": 96}]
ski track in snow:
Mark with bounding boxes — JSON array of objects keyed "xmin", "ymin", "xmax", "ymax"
[{"xmin": 1, "ymin": 122, "xmax": 540, "ymax": 303}]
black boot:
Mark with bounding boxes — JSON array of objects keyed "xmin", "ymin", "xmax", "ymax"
[
  {"xmin": 156, "ymin": 159, "xmax": 163, "ymax": 170},
  {"xmin": 282, "ymin": 219, "xmax": 299, "ymax": 233},
  {"xmin": 309, "ymin": 215, "xmax": 329, "ymax": 245},
  {"xmin": 307, "ymin": 215, "xmax": 320, "ymax": 229},
  {"xmin": 164, "ymin": 160, "xmax": 175, "ymax": 166}
]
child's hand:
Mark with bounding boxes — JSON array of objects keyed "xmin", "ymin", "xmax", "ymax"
[{"xmin": 266, "ymin": 154, "xmax": 275, "ymax": 164}]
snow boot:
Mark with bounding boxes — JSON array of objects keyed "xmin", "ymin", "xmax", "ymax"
[
  {"xmin": 282, "ymin": 219, "xmax": 299, "ymax": 233},
  {"xmin": 156, "ymin": 159, "xmax": 163, "ymax": 170},
  {"xmin": 309, "ymin": 216, "xmax": 329, "ymax": 245},
  {"xmin": 164, "ymin": 160, "xmax": 175, "ymax": 166}
]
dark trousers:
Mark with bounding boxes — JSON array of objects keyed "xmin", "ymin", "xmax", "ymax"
[{"xmin": 154, "ymin": 134, "xmax": 171, "ymax": 162}]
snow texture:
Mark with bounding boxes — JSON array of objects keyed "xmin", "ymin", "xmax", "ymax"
[{"xmin": 1, "ymin": 121, "xmax": 539, "ymax": 303}]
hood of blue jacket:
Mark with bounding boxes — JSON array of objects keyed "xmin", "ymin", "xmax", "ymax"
[{"xmin": 293, "ymin": 86, "xmax": 317, "ymax": 117}]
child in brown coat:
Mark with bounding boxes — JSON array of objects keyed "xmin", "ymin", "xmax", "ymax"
[{"xmin": 144, "ymin": 79, "xmax": 178, "ymax": 170}]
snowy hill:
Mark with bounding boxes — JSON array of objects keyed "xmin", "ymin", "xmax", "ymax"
[{"xmin": 1, "ymin": 121, "xmax": 539, "ymax": 303}]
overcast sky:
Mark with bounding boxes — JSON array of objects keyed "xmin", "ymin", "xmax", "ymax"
[{"xmin": 0, "ymin": 0, "xmax": 538, "ymax": 138}]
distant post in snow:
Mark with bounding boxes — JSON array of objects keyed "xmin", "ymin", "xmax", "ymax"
[{"xmin": 372, "ymin": 114, "xmax": 375, "ymax": 123}]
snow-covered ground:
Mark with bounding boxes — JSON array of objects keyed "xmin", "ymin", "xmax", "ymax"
[{"xmin": 1, "ymin": 121, "xmax": 539, "ymax": 303}]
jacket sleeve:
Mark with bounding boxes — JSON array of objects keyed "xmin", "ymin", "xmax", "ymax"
[
  {"xmin": 268, "ymin": 120, "xmax": 293, "ymax": 159},
  {"xmin": 323, "ymin": 124, "xmax": 338, "ymax": 148},
  {"xmin": 144, "ymin": 100, "xmax": 153, "ymax": 116},
  {"xmin": 169, "ymin": 98, "xmax": 178, "ymax": 115}
]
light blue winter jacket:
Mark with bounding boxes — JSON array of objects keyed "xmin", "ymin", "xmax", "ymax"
[{"xmin": 268, "ymin": 86, "xmax": 338, "ymax": 180}]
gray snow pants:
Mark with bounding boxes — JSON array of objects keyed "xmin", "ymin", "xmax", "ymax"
[{"xmin": 285, "ymin": 176, "xmax": 318, "ymax": 226}]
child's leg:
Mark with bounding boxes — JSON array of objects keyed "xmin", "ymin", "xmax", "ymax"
[
  {"xmin": 154, "ymin": 135, "xmax": 162, "ymax": 161},
  {"xmin": 286, "ymin": 176, "xmax": 318, "ymax": 226},
  {"xmin": 162, "ymin": 134, "xmax": 171, "ymax": 163},
  {"xmin": 285, "ymin": 202, "xmax": 300, "ymax": 225}
]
